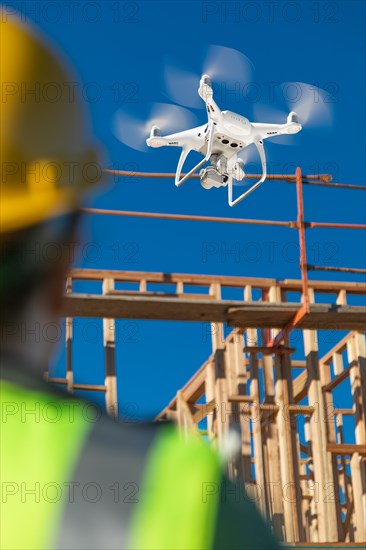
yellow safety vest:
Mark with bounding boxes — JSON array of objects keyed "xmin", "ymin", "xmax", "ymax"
[{"xmin": 1, "ymin": 379, "xmax": 221, "ymax": 550}]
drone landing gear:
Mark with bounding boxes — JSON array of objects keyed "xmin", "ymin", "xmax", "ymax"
[
  {"xmin": 174, "ymin": 124, "xmax": 267, "ymax": 206},
  {"xmin": 227, "ymin": 140, "xmax": 267, "ymax": 207},
  {"xmin": 174, "ymin": 121, "xmax": 215, "ymax": 188}
]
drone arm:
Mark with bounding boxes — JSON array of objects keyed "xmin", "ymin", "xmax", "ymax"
[
  {"xmin": 251, "ymin": 119, "xmax": 302, "ymax": 140},
  {"xmin": 250, "ymin": 123, "xmax": 287, "ymax": 143},
  {"xmin": 198, "ymin": 75, "xmax": 222, "ymax": 123},
  {"xmin": 228, "ymin": 140, "xmax": 267, "ymax": 207},
  {"xmin": 175, "ymin": 121, "xmax": 215, "ymax": 187},
  {"xmin": 205, "ymin": 97, "xmax": 221, "ymax": 123}
]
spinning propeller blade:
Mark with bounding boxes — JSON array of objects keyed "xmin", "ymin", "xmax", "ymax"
[
  {"xmin": 281, "ymin": 82, "xmax": 334, "ymax": 127},
  {"xmin": 163, "ymin": 45, "xmax": 254, "ymax": 109},
  {"xmin": 253, "ymin": 81, "xmax": 335, "ymax": 144},
  {"xmin": 112, "ymin": 103, "xmax": 197, "ymax": 151}
]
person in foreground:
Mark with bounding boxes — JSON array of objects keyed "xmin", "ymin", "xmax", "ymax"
[{"xmin": 0, "ymin": 15, "xmax": 281, "ymax": 550}]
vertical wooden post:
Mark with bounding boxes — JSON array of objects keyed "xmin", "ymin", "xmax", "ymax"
[
  {"xmin": 206, "ymin": 283, "xmax": 226, "ymax": 450},
  {"xmin": 336, "ymin": 412, "xmax": 355, "ymax": 541},
  {"xmin": 350, "ymin": 452, "xmax": 366, "ymax": 542},
  {"xmin": 225, "ymin": 336, "xmax": 245, "ymax": 483},
  {"xmin": 321, "ymin": 357, "xmax": 344, "ymax": 541},
  {"xmin": 304, "ymin": 417, "xmax": 318, "ymax": 541},
  {"xmin": 244, "ymin": 284, "xmax": 266, "ymax": 516},
  {"xmin": 273, "ymin": 286, "xmax": 304, "ymax": 542},
  {"xmin": 265, "ymin": 285, "xmax": 286, "ymax": 540},
  {"xmin": 274, "ymin": 354, "xmax": 304, "ymax": 541},
  {"xmin": 176, "ymin": 391, "xmax": 200, "ymax": 440},
  {"xmin": 103, "ymin": 278, "xmax": 118, "ymax": 418},
  {"xmin": 65, "ymin": 277, "xmax": 73, "ymax": 393},
  {"xmin": 348, "ymin": 333, "xmax": 366, "ymax": 541},
  {"xmin": 139, "ymin": 279, "xmax": 147, "ymax": 292},
  {"xmin": 205, "ymin": 359, "xmax": 217, "ymax": 445},
  {"xmin": 297, "ymin": 432, "xmax": 309, "ymax": 540},
  {"xmin": 208, "ymin": 283, "xmax": 233, "ymax": 461},
  {"xmin": 229, "ymin": 329, "xmax": 252, "ymax": 483},
  {"xmin": 354, "ymin": 331, "xmax": 366, "ymax": 426},
  {"xmin": 304, "ymin": 288, "xmax": 342, "ymax": 542},
  {"xmin": 347, "ymin": 334, "xmax": 366, "ymax": 446}
]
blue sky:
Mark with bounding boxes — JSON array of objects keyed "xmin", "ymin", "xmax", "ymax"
[{"xmin": 4, "ymin": 1, "xmax": 365, "ymax": 419}]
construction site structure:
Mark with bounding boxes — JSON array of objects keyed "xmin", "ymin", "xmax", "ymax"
[{"xmin": 49, "ymin": 168, "xmax": 366, "ymax": 547}]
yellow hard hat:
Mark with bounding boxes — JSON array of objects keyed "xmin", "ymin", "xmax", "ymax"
[{"xmin": 0, "ymin": 17, "xmax": 102, "ymax": 235}]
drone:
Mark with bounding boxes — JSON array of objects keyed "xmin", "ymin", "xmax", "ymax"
[{"xmin": 146, "ymin": 75, "xmax": 302, "ymax": 207}]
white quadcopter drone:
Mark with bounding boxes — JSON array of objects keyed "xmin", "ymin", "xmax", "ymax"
[{"xmin": 146, "ymin": 75, "xmax": 302, "ymax": 207}]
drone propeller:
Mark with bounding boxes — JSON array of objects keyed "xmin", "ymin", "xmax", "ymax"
[
  {"xmin": 112, "ymin": 102, "xmax": 198, "ymax": 152},
  {"xmin": 253, "ymin": 81, "xmax": 334, "ymax": 144},
  {"xmin": 163, "ymin": 45, "xmax": 254, "ymax": 109}
]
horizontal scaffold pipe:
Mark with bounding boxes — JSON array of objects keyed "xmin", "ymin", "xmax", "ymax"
[
  {"xmin": 104, "ymin": 169, "xmax": 330, "ymax": 182},
  {"xmin": 103, "ymin": 169, "xmax": 366, "ymax": 190},
  {"xmin": 309, "ymin": 221, "xmax": 366, "ymax": 230},
  {"xmin": 307, "ymin": 265, "xmax": 366, "ymax": 274},
  {"xmin": 81, "ymin": 208, "xmax": 365, "ymax": 231},
  {"xmin": 81, "ymin": 208, "xmax": 294, "ymax": 227}
]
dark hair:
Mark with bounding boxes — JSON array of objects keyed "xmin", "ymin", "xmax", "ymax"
[{"xmin": 0, "ymin": 212, "xmax": 79, "ymax": 322}]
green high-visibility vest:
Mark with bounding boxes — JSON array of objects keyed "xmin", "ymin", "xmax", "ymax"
[{"xmin": 1, "ymin": 379, "xmax": 221, "ymax": 550}]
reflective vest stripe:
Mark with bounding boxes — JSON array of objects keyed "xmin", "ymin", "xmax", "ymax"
[{"xmin": 129, "ymin": 426, "xmax": 222, "ymax": 550}]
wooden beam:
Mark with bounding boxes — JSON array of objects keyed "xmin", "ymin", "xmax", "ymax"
[
  {"xmin": 319, "ymin": 332, "xmax": 354, "ymax": 366},
  {"xmin": 47, "ymin": 377, "xmax": 67, "ymax": 385},
  {"xmin": 327, "ymin": 444, "xmax": 366, "ymax": 456},
  {"xmin": 288, "ymin": 405, "xmax": 315, "ymax": 415},
  {"xmin": 63, "ymin": 294, "xmax": 366, "ymax": 330},
  {"xmin": 47, "ymin": 379, "xmax": 107, "ymax": 392},
  {"xmin": 189, "ymin": 402, "xmax": 216, "ymax": 423},
  {"xmin": 156, "ymin": 361, "xmax": 208, "ymax": 419},
  {"xmin": 69, "ymin": 268, "xmax": 366, "ymax": 295},
  {"xmin": 333, "ymin": 408, "xmax": 355, "ymax": 416},
  {"xmin": 73, "ymin": 384, "xmax": 107, "ymax": 392},
  {"xmin": 243, "ymin": 346, "xmax": 296, "ymax": 354},
  {"xmin": 322, "ymin": 366, "xmax": 352, "ymax": 393}
]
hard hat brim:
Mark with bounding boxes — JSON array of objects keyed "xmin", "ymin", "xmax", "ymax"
[{"xmin": 0, "ymin": 187, "xmax": 82, "ymax": 235}]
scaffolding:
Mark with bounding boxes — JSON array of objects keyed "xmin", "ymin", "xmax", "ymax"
[{"xmin": 51, "ymin": 168, "xmax": 366, "ymax": 546}]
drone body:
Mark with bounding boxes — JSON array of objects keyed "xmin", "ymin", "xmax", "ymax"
[{"xmin": 146, "ymin": 75, "xmax": 302, "ymax": 206}]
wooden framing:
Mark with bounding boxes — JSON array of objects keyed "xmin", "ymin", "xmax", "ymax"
[
  {"xmin": 48, "ymin": 168, "xmax": 365, "ymax": 546},
  {"xmin": 61, "ymin": 270, "xmax": 365, "ymax": 330},
  {"xmin": 53, "ymin": 268, "xmax": 365, "ymax": 545},
  {"xmin": 158, "ymin": 326, "xmax": 366, "ymax": 545}
]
